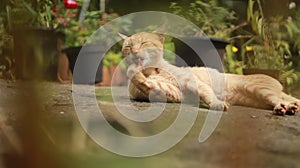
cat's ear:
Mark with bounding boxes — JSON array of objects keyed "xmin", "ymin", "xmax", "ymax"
[
  {"xmin": 152, "ymin": 31, "xmax": 165, "ymax": 43},
  {"xmin": 118, "ymin": 32, "xmax": 128, "ymax": 40},
  {"xmin": 153, "ymin": 23, "xmax": 167, "ymax": 43},
  {"xmin": 156, "ymin": 33, "xmax": 165, "ymax": 43}
]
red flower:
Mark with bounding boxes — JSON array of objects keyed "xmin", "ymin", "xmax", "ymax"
[{"xmin": 64, "ymin": 0, "xmax": 80, "ymax": 9}]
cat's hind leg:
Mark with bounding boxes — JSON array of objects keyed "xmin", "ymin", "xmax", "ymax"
[
  {"xmin": 243, "ymin": 75, "xmax": 297, "ymax": 115},
  {"xmin": 270, "ymin": 92, "xmax": 299, "ymax": 115},
  {"xmin": 255, "ymin": 89, "xmax": 298, "ymax": 115},
  {"xmin": 254, "ymin": 89, "xmax": 291, "ymax": 115}
]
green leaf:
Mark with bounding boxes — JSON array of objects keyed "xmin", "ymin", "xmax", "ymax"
[
  {"xmin": 247, "ymin": 0, "xmax": 255, "ymax": 21},
  {"xmin": 45, "ymin": 5, "xmax": 52, "ymax": 27},
  {"xmin": 22, "ymin": 1, "xmax": 37, "ymax": 16},
  {"xmin": 285, "ymin": 23, "xmax": 293, "ymax": 38},
  {"xmin": 195, "ymin": 1, "xmax": 211, "ymax": 8},
  {"xmin": 257, "ymin": 17, "xmax": 263, "ymax": 36},
  {"xmin": 287, "ymin": 77, "xmax": 292, "ymax": 85},
  {"xmin": 251, "ymin": 11, "xmax": 259, "ymax": 33},
  {"xmin": 294, "ymin": 38, "xmax": 300, "ymax": 50}
]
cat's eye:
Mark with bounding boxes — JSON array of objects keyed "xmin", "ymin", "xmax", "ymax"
[{"xmin": 141, "ymin": 41, "xmax": 148, "ymax": 45}]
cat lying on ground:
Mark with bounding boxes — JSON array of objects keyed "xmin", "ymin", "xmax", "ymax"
[{"xmin": 119, "ymin": 32, "xmax": 299, "ymax": 115}]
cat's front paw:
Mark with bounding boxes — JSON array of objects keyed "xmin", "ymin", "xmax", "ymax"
[
  {"xmin": 209, "ymin": 101, "xmax": 229, "ymax": 111},
  {"xmin": 127, "ymin": 64, "xmax": 142, "ymax": 78}
]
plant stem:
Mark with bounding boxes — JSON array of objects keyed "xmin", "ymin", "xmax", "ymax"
[
  {"xmin": 228, "ymin": 35, "xmax": 252, "ymax": 41},
  {"xmin": 78, "ymin": 0, "xmax": 91, "ymax": 23},
  {"xmin": 100, "ymin": 0, "xmax": 106, "ymax": 14},
  {"xmin": 257, "ymin": 0, "xmax": 264, "ymax": 19}
]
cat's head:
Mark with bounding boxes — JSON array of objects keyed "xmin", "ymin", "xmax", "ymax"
[{"xmin": 119, "ymin": 32, "xmax": 165, "ymax": 67}]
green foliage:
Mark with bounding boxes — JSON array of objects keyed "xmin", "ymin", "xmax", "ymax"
[
  {"xmin": 163, "ymin": 37, "xmax": 176, "ymax": 65},
  {"xmin": 37, "ymin": 0, "xmax": 55, "ymax": 27},
  {"xmin": 5, "ymin": 0, "xmax": 55, "ymax": 29},
  {"xmin": 287, "ymin": 4, "xmax": 300, "ymax": 69},
  {"xmin": 0, "ymin": 17, "xmax": 15, "ymax": 80},
  {"xmin": 223, "ymin": 44, "xmax": 243, "ymax": 74},
  {"xmin": 103, "ymin": 51, "xmax": 123, "ymax": 67},
  {"xmin": 243, "ymin": 43, "xmax": 287, "ymax": 70},
  {"xmin": 244, "ymin": 0, "xmax": 299, "ymax": 88},
  {"xmin": 53, "ymin": 2, "xmax": 97, "ymax": 47},
  {"xmin": 245, "ymin": 0, "xmax": 296, "ymax": 69},
  {"xmin": 170, "ymin": 0, "xmax": 236, "ymax": 38},
  {"xmin": 280, "ymin": 62, "xmax": 299, "ymax": 86},
  {"xmin": 53, "ymin": 5, "xmax": 106, "ymax": 47},
  {"xmin": 52, "ymin": 2, "xmax": 130, "ymax": 48}
]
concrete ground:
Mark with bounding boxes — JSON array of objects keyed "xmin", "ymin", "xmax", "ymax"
[{"xmin": 0, "ymin": 80, "xmax": 300, "ymax": 168}]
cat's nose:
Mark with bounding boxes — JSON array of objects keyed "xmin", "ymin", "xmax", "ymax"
[
  {"xmin": 132, "ymin": 49, "xmax": 139, "ymax": 55},
  {"xmin": 132, "ymin": 51, "xmax": 138, "ymax": 55}
]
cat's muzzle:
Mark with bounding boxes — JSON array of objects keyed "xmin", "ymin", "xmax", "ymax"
[{"xmin": 133, "ymin": 56, "xmax": 144, "ymax": 66}]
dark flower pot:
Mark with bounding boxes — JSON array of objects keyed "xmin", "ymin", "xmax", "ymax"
[
  {"xmin": 62, "ymin": 45, "xmax": 104, "ymax": 84},
  {"xmin": 173, "ymin": 37, "xmax": 229, "ymax": 68},
  {"xmin": 13, "ymin": 27, "xmax": 61, "ymax": 80}
]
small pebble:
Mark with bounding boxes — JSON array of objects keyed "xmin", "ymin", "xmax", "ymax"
[
  {"xmin": 60, "ymin": 111, "xmax": 65, "ymax": 115},
  {"xmin": 251, "ymin": 115, "xmax": 257, "ymax": 119}
]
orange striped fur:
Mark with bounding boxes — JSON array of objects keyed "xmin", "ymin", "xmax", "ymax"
[{"xmin": 120, "ymin": 32, "xmax": 300, "ymax": 115}]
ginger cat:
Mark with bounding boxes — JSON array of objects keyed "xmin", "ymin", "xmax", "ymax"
[{"xmin": 119, "ymin": 32, "xmax": 300, "ymax": 115}]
